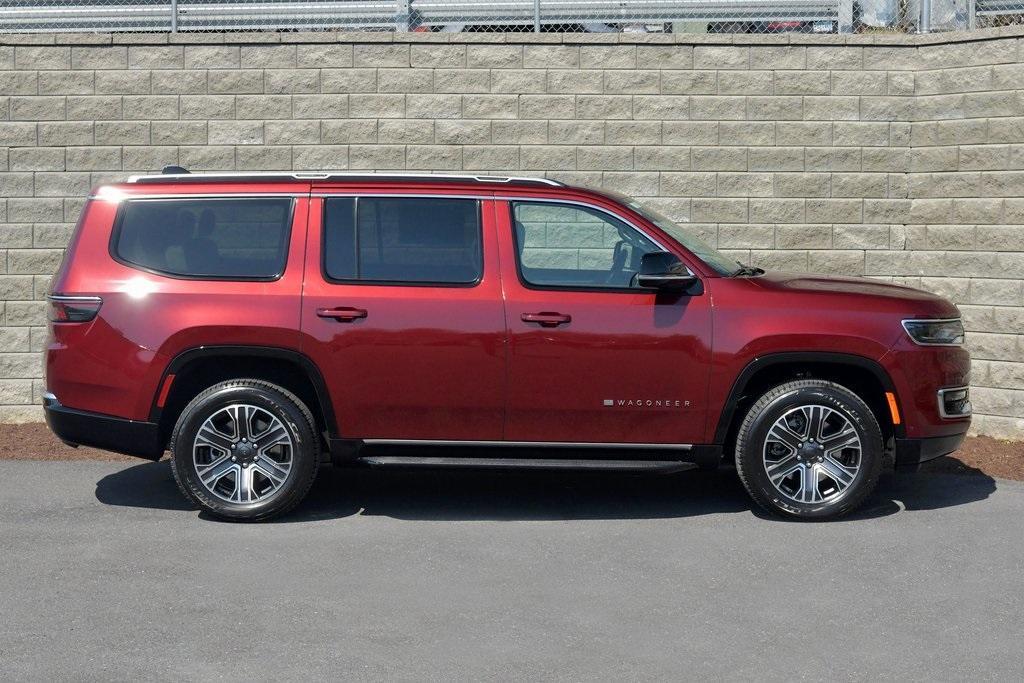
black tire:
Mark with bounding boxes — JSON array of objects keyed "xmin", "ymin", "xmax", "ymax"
[
  {"xmin": 169, "ymin": 379, "xmax": 321, "ymax": 522},
  {"xmin": 734, "ymin": 379, "xmax": 883, "ymax": 520}
]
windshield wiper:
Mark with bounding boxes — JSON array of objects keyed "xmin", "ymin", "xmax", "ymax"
[{"xmin": 732, "ymin": 263, "xmax": 764, "ymax": 277}]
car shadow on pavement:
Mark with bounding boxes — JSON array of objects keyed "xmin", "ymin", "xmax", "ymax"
[
  {"xmin": 94, "ymin": 460, "xmax": 197, "ymax": 512},
  {"xmin": 94, "ymin": 459, "xmax": 998, "ymax": 523}
]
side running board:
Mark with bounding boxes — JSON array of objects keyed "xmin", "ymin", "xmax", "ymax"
[{"xmin": 356, "ymin": 456, "xmax": 697, "ymax": 473}]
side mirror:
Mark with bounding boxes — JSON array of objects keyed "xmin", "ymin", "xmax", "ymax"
[{"xmin": 636, "ymin": 251, "xmax": 698, "ymax": 291}]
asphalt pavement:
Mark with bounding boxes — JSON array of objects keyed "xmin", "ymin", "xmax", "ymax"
[{"xmin": 1, "ymin": 460, "xmax": 1022, "ymax": 681}]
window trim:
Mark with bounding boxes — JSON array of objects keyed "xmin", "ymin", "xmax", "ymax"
[
  {"xmin": 320, "ymin": 196, "xmax": 485, "ymax": 289},
  {"xmin": 108, "ymin": 196, "xmax": 295, "ymax": 282},
  {"xmin": 508, "ymin": 198, "xmax": 688, "ymax": 294}
]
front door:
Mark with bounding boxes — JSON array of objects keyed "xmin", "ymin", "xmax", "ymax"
[
  {"xmin": 497, "ymin": 199, "xmax": 713, "ymax": 445},
  {"xmin": 301, "ymin": 193, "xmax": 506, "ymax": 440}
]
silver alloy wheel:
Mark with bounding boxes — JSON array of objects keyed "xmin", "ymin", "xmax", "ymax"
[
  {"xmin": 762, "ymin": 404, "xmax": 862, "ymax": 504},
  {"xmin": 192, "ymin": 403, "xmax": 293, "ymax": 504}
]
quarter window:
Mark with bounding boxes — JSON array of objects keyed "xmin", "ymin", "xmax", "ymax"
[
  {"xmin": 113, "ymin": 198, "xmax": 292, "ymax": 279},
  {"xmin": 510, "ymin": 201, "xmax": 660, "ymax": 289},
  {"xmin": 323, "ymin": 197, "xmax": 482, "ymax": 285}
]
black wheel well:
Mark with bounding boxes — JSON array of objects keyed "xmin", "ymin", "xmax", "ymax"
[
  {"xmin": 719, "ymin": 358, "xmax": 898, "ymax": 460},
  {"xmin": 156, "ymin": 351, "xmax": 333, "ymax": 449}
]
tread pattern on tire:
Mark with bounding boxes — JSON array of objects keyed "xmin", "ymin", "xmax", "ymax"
[
  {"xmin": 168, "ymin": 378, "xmax": 321, "ymax": 522},
  {"xmin": 734, "ymin": 378, "xmax": 883, "ymax": 520}
]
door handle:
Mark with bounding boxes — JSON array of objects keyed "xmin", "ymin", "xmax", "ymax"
[
  {"xmin": 521, "ymin": 312, "xmax": 572, "ymax": 328},
  {"xmin": 317, "ymin": 306, "xmax": 368, "ymax": 322}
]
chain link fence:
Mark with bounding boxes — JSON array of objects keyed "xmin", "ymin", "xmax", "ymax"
[{"xmin": 0, "ymin": 0, "xmax": 1019, "ymax": 33}]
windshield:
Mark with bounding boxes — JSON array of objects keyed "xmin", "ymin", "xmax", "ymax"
[{"xmin": 598, "ymin": 191, "xmax": 741, "ymax": 276}]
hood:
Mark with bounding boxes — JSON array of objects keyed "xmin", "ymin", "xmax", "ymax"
[{"xmin": 748, "ymin": 271, "xmax": 960, "ymax": 318}]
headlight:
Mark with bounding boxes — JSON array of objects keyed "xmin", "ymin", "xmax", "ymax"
[{"xmin": 902, "ymin": 318, "xmax": 965, "ymax": 346}]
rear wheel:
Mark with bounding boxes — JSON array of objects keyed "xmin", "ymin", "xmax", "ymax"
[
  {"xmin": 170, "ymin": 379, "xmax": 320, "ymax": 522},
  {"xmin": 735, "ymin": 379, "xmax": 883, "ymax": 520}
]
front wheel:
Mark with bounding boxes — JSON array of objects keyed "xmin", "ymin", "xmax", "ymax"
[
  {"xmin": 735, "ymin": 379, "xmax": 883, "ymax": 520},
  {"xmin": 169, "ymin": 379, "xmax": 321, "ymax": 522}
]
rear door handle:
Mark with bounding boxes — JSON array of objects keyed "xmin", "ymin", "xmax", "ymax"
[
  {"xmin": 317, "ymin": 306, "xmax": 368, "ymax": 322},
  {"xmin": 521, "ymin": 312, "xmax": 572, "ymax": 328}
]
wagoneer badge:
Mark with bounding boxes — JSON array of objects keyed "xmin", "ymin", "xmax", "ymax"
[{"xmin": 603, "ymin": 399, "xmax": 690, "ymax": 408}]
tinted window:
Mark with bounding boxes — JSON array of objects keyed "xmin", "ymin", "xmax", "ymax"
[
  {"xmin": 604, "ymin": 191, "xmax": 738, "ymax": 276},
  {"xmin": 511, "ymin": 201, "xmax": 660, "ymax": 289},
  {"xmin": 114, "ymin": 198, "xmax": 292, "ymax": 279},
  {"xmin": 323, "ymin": 197, "xmax": 482, "ymax": 285}
]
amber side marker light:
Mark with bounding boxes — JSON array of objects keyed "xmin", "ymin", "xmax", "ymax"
[
  {"xmin": 156, "ymin": 374, "xmax": 176, "ymax": 408},
  {"xmin": 885, "ymin": 392, "xmax": 901, "ymax": 425}
]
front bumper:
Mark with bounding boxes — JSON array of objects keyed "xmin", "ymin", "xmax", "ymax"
[
  {"xmin": 880, "ymin": 342, "xmax": 971, "ymax": 439},
  {"xmin": 894, "ymin": 431, "xmax": 968, "ymax": 469},
  {"xmin": 43, "ymin": 393, "xmax": 163, "ymax": 461}
]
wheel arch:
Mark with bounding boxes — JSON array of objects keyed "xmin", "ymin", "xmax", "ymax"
[
  {"xmin": 151, "ymin": 346, "xmax": 337, "ymax": 448},
  {"xmin": 714, "ymin": 352, "xmax": 904, "ymax": 449}
]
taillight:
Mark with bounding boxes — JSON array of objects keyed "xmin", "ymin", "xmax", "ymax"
[{"xmin": 47, "ymin": 295, "xmax": 102, "ymax": 323}]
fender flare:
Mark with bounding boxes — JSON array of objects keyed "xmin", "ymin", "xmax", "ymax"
[
  {"xmin": 712, "ymin": 351, "xmax": 902, "ymax": 444},
  {"xmin": 149, "ymin": 345, "xmax": 338, "ymax": 436}
]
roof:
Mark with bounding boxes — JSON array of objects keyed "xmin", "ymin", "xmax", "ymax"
[{"xmin": 126, "ymin": 170, "xmax": 566, "ymax": 188}]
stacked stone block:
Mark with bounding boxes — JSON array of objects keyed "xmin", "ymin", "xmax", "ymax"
[{"xmin": 0, "ymin": 28, "xmax": 1021, "ymax": 436}]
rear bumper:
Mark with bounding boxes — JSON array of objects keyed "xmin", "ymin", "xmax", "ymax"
[
  {"xmin": 43, "ymin": 394, "xmax": 163, "ymax": 461},
  {"xmin": 894, "ymin": 431, "xmax": 968, "ymax": 469}
]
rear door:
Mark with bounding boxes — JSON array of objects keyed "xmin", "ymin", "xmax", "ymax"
[{"xmin": 301, "ymin": 190, "xmax": 506, "ymax": 440}]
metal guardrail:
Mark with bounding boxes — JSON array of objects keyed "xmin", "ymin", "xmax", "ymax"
[
  {"xmin": 976, "ymin": 0, "xmax": 1024, "ymax": 14},
  {"xmin": 412, "ymin": 0, "xmax": 845, "ymax": 25},
  {"xmin": 0, "ymin": 0, "xmax": 1018, "ymax": 33},
  {"xmin": 0, "ymin": 0, "xmax": 849, "ymax": 33}
]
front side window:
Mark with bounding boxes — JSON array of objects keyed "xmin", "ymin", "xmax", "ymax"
[
  {"xmin": 511, "ymin": 201, "xmax": 661, "ymax": 290},
  {"xmin": 597, "ymin": 190, "xmax": 738, "ymax": 276},
  {"xmin": 323, "ymin": 197, "xmax": 482, "ymax": 285},
  {"xmin": 114, "ymin": 197, "xmax": 292, "ymax": 279}
]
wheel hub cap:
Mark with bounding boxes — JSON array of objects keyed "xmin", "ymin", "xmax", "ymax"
[
  {"xmin": 797, "ymin": 442, "xmax": 824, "ymax": 463},
  {"xmin": 762, "ymin": 404, "xmax": 862, "ymax": 505},
  {"xmin": 233, "ymin": 441, "xmax": 256, "ymax": 464},
  {"xmin": 192, "ymin": 404, "xmax": 294, "ymax": 504}
]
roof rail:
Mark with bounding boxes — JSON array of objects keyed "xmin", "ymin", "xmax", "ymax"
[{"xmin": 127, "ymin": 171, "xmax": 565, "ymax": 188}]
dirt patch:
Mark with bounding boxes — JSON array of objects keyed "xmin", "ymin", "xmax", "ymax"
[
  {"xmin": 1, "ymin": 423, "xmax": 1021, "ymax": 480},
  {"xmin": 0, "ymin": 422, "xmax": 136, "ymax": 462},
  {"xmin": 918, "ymin": 435, "xmax": 1024, "ymax": 481}
]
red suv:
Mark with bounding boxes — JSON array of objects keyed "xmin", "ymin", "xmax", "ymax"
[{"xmin": 44, "ymin": 170, "xmax": 971, "ymax": 521}]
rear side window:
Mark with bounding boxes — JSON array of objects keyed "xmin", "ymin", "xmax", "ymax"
[
  {"xmin": 113, "ymin": 197, "xmax": 293, "ymax": 279},
  {"xmin": 323, "ymin": 197, "xmax": 482, "ymax": 285}
]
